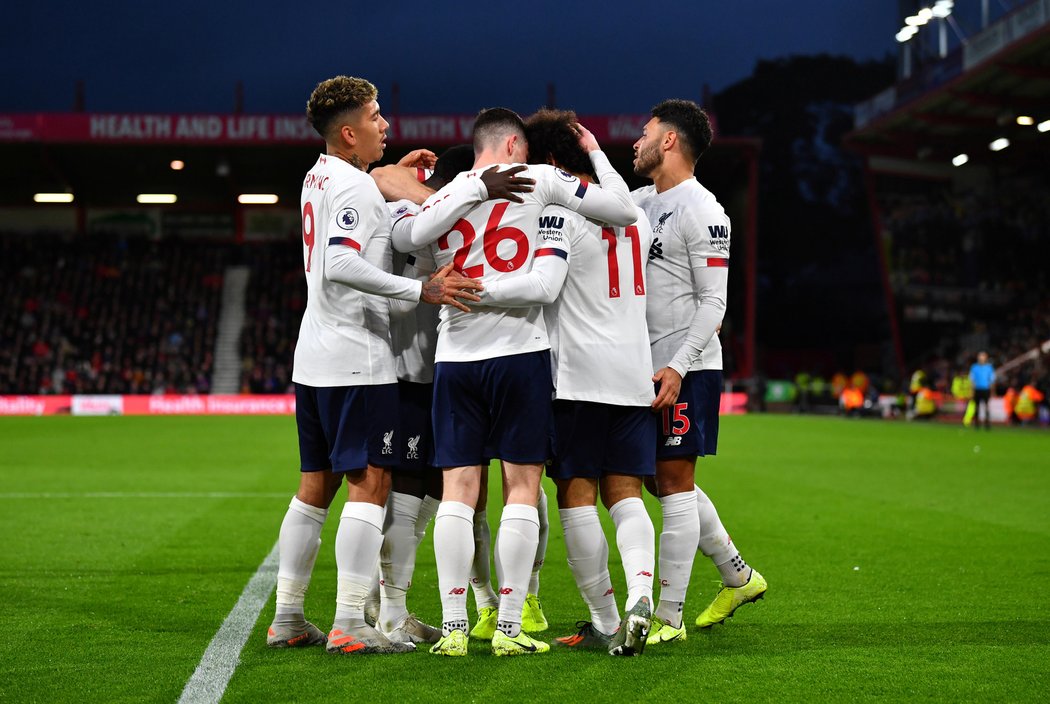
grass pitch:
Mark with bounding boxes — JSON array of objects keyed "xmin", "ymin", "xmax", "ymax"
[{"xmin": 0, "ymin": 414, "xmax": 1047, "ymax": 703}]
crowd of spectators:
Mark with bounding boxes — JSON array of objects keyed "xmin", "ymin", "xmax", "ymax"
[
  {"xmin": 881, "ymin": 174, "xmax": 1047, "ymax": 294},
  {"xmin": 238, "ymin": 242, "xmax": 303, "ymax": 394},
  {"xmin": 1, "ymin": 233, "xmax": 228, "ymax": 395},
  {"xmin": 879, "ymin": 173, "xmax": 1048, "ymax": 408}
]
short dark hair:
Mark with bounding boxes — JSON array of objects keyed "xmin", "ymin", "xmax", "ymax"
[
  {"xmin": 306, "ymin": 76, "xmax": 377, "ymax": 139},
  {"xmin": 651, "ymin": 99, "xmax": 713, "ymax": 163},
  {"xmin": 430, "ymin": 144, "xmax": 475, "ymax": 186},
  {"xmin": 524, "ymin": 109, "xmax": 596, "ymax": 180},
  {"xmin": 472, "ymin": 107, "xmax": 526, "ymax": 154}
]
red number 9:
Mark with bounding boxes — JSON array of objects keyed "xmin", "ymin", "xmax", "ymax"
[{"xmin": 302, "ymin": 201, "xmax": 315, "ymax": 272}]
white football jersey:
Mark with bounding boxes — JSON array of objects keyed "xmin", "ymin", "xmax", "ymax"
[
  {"xmin": 543, "ymin": 204, "xmax": 656, "ymax": 407},
  {"xmin": 700, "ymin": 332, "xmax": 723, "ymax": 371},
  {"xmin": 633, "ymin": 178, "xmax": 730, "ymax": 374},
  {"xmin": 388, "ymin": 199, "xmax": 438, "ymax": 383},
  {"xmin": 292, "ymin": 154, "xmax": 400, "ymax": 387},
  {"xmin": 423, "ymin": 164, "xmax": 599, "ymax": 363}
]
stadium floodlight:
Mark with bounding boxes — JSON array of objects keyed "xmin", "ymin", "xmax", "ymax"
[
  {"xmin": 918, "ymin": 7, "xmax": 933, "ymax": 21},
  {"xmin": 34, "ymin": 192, "xmax": 74, "ymax": 203},
  {"xmin": 932, "ymin": 5, "xmax": 952, "ymax": 18},
  {"xmin": 237, "ymin": 194, "xmax": 279, "ymax": 205},
  {"xmin": 905, "ymin": 15, "xmax": 926, "ymax": 26},
  {"xmin": 896, "ymin": 25, "xmax": 919, "ymax": 41},
  {"xmin": 896, "ymin": 26, "xmax": 920, "ymax": 41},
  {"xmin": 1038, "ymin": 120, "xmax": 1050, "ymax": 132},
  {"xmin": 170, "ymin": 160, "xmax": 185, "ymax": 171},
  {"xmin": 989, "ymin": 138, "xmax": 1010, "ymax": 151},
  {"xmin": 1016, "ymin": 116, "xmax": 1035, "ymax": 126},
  {"xmin": 952, "ymin": 154, "xmax": 969, "ymax": 167},
  {"xmin": 137, "ymin": 193, "xmax": 178, "ymax": 204}
]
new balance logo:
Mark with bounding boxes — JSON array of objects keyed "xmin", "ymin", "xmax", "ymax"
[
  {"xmin": 664, "ymin": 436, "xmax": 682, "ymax": 446},
  {"xmin": 382, "ymin": 430, "xmax": 394, "ymax": 455},
  {"xmin": 603, "ymin": 588, "xmax": 615, "ymax": 596},
  {"xmin": 406, "ymin": 434, "xmax": 420, "ymax": 460},
  {"xmin": 637, "ymin": 570, "xmax": 653, "ymax": 577},
  {"xmin": 538, "ymin": 215, "xmax": 564, "ymax": 229},
  {"xmin": 448, "ymin": 587, "xmax": 466, "ymax": 595},
  {"xmin": 649, "ymin": 238, "xmax": 664, "ymax": 261},
  {"xmin": 499, "ymin": 587, "xmax": 513, "ymax": 595},
  {"xmin": 708, "ymin": 225, "xmax": 729, "ymax": 239}
]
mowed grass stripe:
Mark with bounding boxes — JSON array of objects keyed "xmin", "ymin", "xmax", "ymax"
[
  {"xmin": 0, "ymin": 416, "xmax": 295, "ymax": 703},
  {"xmin": 0, "ymin": 415, "xmax": 1048, "ymax": 703},
  {"xmin": 177, "ymin": 541, "xmax": 280, "ymax": 704}
]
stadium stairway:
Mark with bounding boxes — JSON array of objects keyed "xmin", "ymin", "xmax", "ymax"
[{"xmin": 211, "ymin": 265, "xmax": 250, "ymax": 394}]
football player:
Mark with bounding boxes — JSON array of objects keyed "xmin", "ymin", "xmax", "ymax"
[
  {"xmin": 397, "ymin": 107, "xmax": 638, "ymax": 656},
  {"xmin": 268, "ymin": 77, "xmax": 519, "ymax": 655},
  {"xmin": 631, "ymin": 99, "xmax": 767, "ymax": 645},
  {"xmin": 522, "ymin": 109, "xmax": 658, "ymax": 657}
]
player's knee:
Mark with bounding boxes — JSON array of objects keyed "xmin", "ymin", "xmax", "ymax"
[{"xmin": 555, "ymin": 477, "xmax": 598, "ymax": 508}]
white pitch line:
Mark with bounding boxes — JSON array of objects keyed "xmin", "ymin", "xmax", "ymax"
[
  {"xmin": 0, "ymin": 492, "xmax": 287, "ymax": 499},
  {"xmin": 178, "ymin": 540, "xmax": 280, "ymax": 704}
]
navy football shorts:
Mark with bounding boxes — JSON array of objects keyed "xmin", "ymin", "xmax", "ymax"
[
  {"xmin": 656, "ymin": 370, "xmax": 721, "ymax": 460},
  {"xmin": 547, "ymin": 399, "xmax": 656, "ymax": 480},
  {"xmin": 295, "ymin": 382, "xmax": 398, "ymax": 473},
  {"xmin": 397, "ymin": 380, "xmax": 434, "ymax": 472},
  {"xmin": 432, "ymin": 350, "xmax": 553, "ymax": 467}
]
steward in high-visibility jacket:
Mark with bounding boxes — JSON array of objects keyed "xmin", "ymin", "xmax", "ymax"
[
  {"xmin": 840, "ymin": 385, "xmax": 864, "ymax": 416},
  {"xmin": 953, "ymin": 374, "xmax": 976, "ymax": 426},
  {"xmin": 1016, "ymin": 385, "xmax": 1045, "ymax": 423}
]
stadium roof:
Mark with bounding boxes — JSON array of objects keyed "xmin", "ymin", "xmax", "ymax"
[
  {"xmin": 845, "ymin": 2, "xmax": 1050, "ymax": 168},
  {"xmin": 0, "ymin": 113, "xmax": 757, "ymax": 209}
]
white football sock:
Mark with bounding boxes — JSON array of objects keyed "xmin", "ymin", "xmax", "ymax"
[
  {"xmin": 274, "ymin": 496, "xmax": 328, "ymax": 622},
  {"xmin": 608, "ymin": 496, "xmax": 655, "ymax": 611},
  {"xmin": 435, "ymin": 501, "xmax": 475, "ymax": 634},
  {"xmin": 333, "ymin": 502, "xmax": 385, "ymax": 629},
  {"xmin": 378, "ymin": 491, "xmax": 423, "ymax": 633},
  {"xmin": 695, "ymin": 485, "xmax": 750, "ymax": 587},
  {"xmin": 655, "ymin": 491, "xmax": 700, "ymax": 627},
  {"xmin": 364, "ymin": 560, "xmax": 380, "ymax": 620},
  {"xmin": 494, "ymin": 504, "xmax": 540, "ymax": 637},
  {"xmin": 414, "ymin": 494, "xmax": 440, "ymax": 544},
  {"xmin": 528, "ymin": 490, "xmax": 549, "ymax": 594},
  {"xmin": 560, "ymin": 506, "xmax": 620, "ymax": 635},
  {"xmin": 470, "ymin": 509, "xmax": 498, "ymax": 610}
]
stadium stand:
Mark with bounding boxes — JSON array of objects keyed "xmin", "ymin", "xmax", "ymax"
[
  {"xmin": 0, "ymin": 233, "xmax": 228, "ymax": 394},
  {"xmin": 878, "ymin": 173, "xmax": 1048, "ymax": 362},
  {"xmin": 845, "ymin": 0, "xmax": 1050, "ymax": 419},
  {"xmin": 238, "ymin": 242, "xmax": 303, "ymax": 394}
]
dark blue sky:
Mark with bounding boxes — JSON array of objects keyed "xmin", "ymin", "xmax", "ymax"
[{"xmin": 1, "ymin": 1, "xmax": 898, "ymax": 115}]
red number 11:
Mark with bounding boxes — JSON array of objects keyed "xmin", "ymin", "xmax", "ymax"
[{"xmin": 601, "ymin": 225, "xmax": 645, "ymax": 299}]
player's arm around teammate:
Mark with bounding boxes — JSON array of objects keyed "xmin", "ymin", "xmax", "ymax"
[
  {"xmin": 403, "ymin": 121, "xmax": 636, "ymax": 252},
  {"xmin": 270, "ymin": 77, "xmax": 481, "ymax": 656}
]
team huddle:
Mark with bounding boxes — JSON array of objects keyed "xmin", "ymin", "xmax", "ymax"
[{"xmin": 266, "ymin": 75, "xmax": 767, "ymax": 657}]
